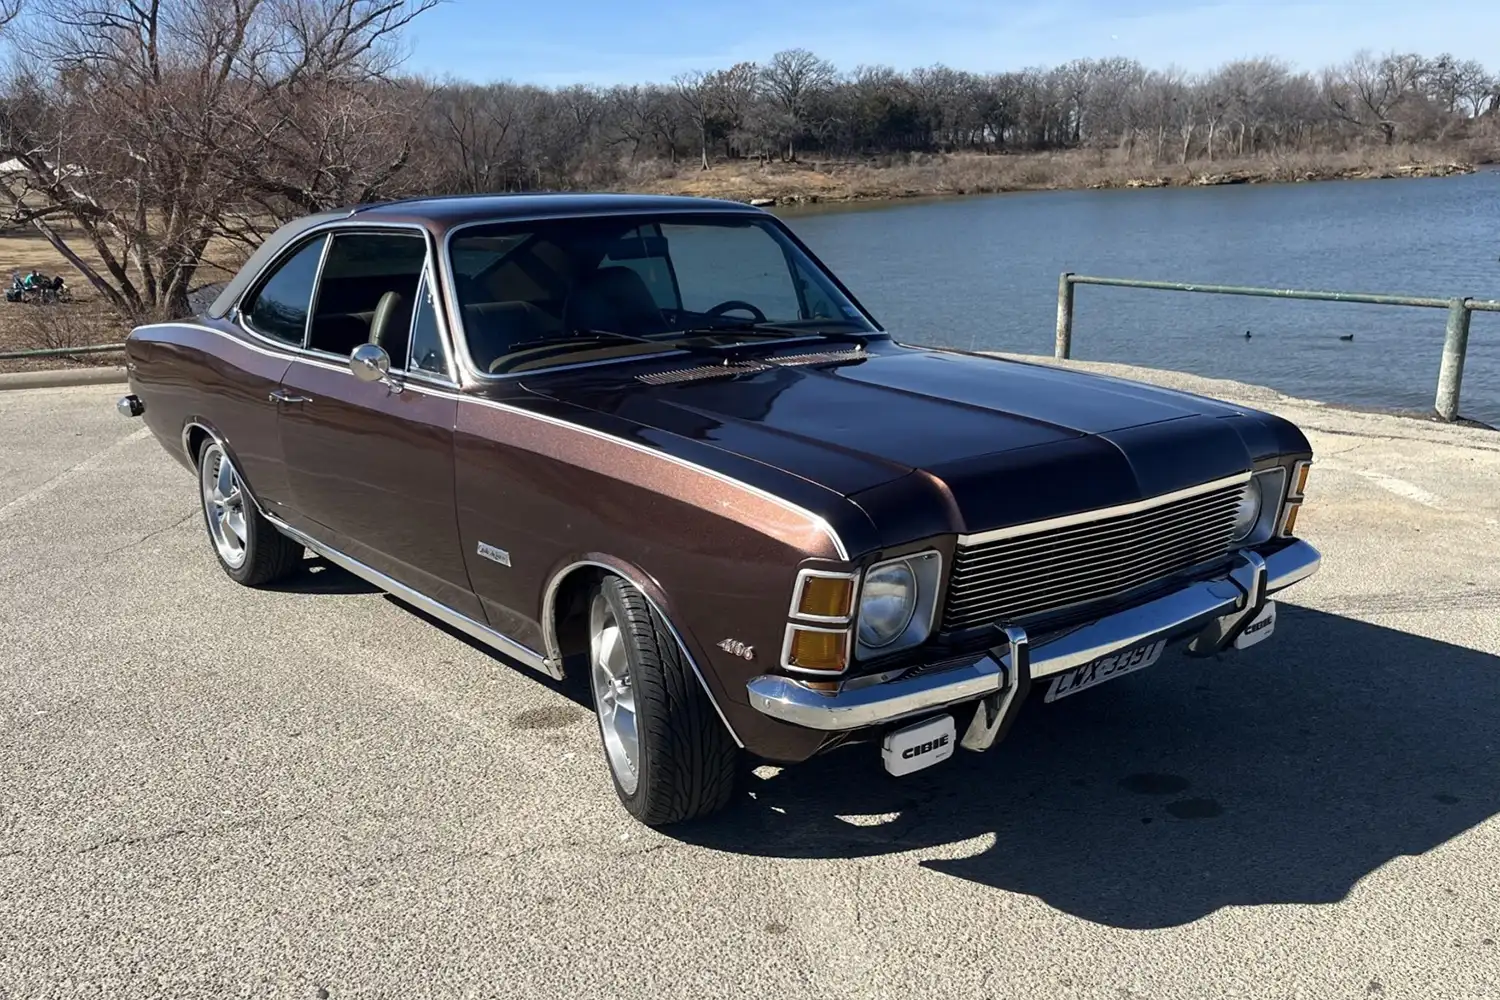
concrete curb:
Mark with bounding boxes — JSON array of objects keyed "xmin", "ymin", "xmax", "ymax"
[{"xmin": 0, "ymin": 367, "xmax": 129, "ymax": 391}]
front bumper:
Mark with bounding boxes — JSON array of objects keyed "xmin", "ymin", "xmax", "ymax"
[{"xmin": 745, "ymin": 539, "xmax": 1320, "ymax": 736}]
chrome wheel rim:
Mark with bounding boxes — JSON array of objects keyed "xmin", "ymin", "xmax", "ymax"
[
  {"xmin": 200, "ymin": 444, "xmax": 248, "ymax": 570},
  {"xmin": 589, "ymin": 593, "xmax": 640, "ymax": 795}
]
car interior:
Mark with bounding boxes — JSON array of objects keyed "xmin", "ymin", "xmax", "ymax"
[
  {"xmin": 305, "ymin": 233, "xmax": 427, "ymax": 367},
  {"xmin": 453, "ymin": 224, "xmax": 700, "ymax": 374}
]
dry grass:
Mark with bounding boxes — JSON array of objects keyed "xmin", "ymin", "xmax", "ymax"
[
  {"xmin": 0, "ymin": 224, "xmax": 249, "ymax": 372},
  {"xmin": 628, "ymin": 144, "xmax": 1477, "ymax": 204}
]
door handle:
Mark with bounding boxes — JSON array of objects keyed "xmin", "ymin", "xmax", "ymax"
[{"xmin": 269, "ymin": 388, "xmax": 312, "ymax": 405}]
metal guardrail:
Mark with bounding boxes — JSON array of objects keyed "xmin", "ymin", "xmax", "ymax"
[
  {"xmin": 1055, "ymin": 273, "xmax": 1500, "ymax": 422},
  {"xmin": 0, "ymin": 343, "xmax": 126, "ymax": 361}
]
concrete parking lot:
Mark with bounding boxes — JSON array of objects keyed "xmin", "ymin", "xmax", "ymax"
[{"xmin": 3, "ymin": 363, "xmax": 1500, "ymax": 999}]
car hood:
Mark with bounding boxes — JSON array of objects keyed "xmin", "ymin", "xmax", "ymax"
[{"xmin": 523, "ymin": 343, "xmax": 1306, "ymax": 540}]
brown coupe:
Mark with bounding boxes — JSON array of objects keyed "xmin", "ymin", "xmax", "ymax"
[{"xmin": 118, "ymin": 194, "xmax": 1321, "ymax": 826}]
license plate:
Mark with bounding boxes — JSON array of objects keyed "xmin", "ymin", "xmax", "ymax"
[{"xmin": 1044, "ymin": 639, "xmax": 1167, "ymax": 703}]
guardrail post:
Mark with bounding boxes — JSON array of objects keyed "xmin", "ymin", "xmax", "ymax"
[
  {"xmin": 1435, "ymin": 297, "xmax": 1472, "ymax": 421},
  {"xmin": 1055, "ymin": 272, "xmax": 1074, "ymax": 359}
]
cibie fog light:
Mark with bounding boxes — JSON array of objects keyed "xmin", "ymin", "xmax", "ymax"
[
  {"xmin": 1230, "ymin": 476, "xmax": 1264, "ymax": 542},
  {"xmin": 857, "ymin": 561, "xmax": 917, "ymax": 648}
]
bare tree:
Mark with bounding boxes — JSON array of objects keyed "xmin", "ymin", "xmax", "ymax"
[
  {"xmin": 672, "ymin": 70, "xmax": 718, "ymax": 170},
  {"xmin": 1324, "ymin": 50, "xmax": 1426, "ymax": 144},
  {"xmin": 760, "ymin": 48, "xmax": 835, "ymax": 160},
  {"xmin": 0, "ymin": 0, "xmax": 437, "ymax": 318}
]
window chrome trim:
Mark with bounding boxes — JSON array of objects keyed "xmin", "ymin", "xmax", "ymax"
[
  {"xmin": 437, "ymin": 210, "xmax": 881, "ymax": 385},
  {"xmin": 228, "ymin": 220, "xmax": 461, "ymax": 388},
  {"xmin": 780, "ymin": 622, "xmax": 853, "ymax": 676},
  {"xmin": 302, "ymin": 231, "xmax": 336, "ymax": 347},
  {"xmin": 957, "ymin": 471, "xmax": 1253, "ymax": 548},
  {"xmin": 403, "ymin": 265, "xmax": 457, "ymax": 382},
  {"xmin": 235, "ymin": 232, "xmax": 331, "ymax": 349},
  {"xmin": 787, "ymin": 567, "xmax": 860, "ymax": 624}
]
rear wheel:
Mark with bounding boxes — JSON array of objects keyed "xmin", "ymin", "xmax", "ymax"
[
  {"xmin": 588, "ymin": 576, "xmax": 739, "ymax": 825},
  {"xmin": 197, "ymin": 438, "xmax": 303, "ymax": 587}
]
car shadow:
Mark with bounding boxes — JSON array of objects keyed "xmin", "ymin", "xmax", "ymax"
[
  {"xmin": 262, "ymin": 556, "xmax": 381, "ymax": 595},
  {"xmin": 383, "ymin": 595, "xmax": 595, "ymax": 710},
  {"xmin": 671, "ymin": 605, "xmax": 1500, "ymax": 929}
]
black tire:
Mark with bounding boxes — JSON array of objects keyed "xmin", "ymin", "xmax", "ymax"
[
  {"xmin": 196, "ymin": 438, "xmax": 303, "ymax": 587},
  {"xmin": 589, "ymin": 576, "xmax": 739, "ymax": 825}
]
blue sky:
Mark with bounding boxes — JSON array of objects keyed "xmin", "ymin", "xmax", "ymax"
[{"xmin": 403, "ymin": 0, "xmax": 1500, "ymax": 86}]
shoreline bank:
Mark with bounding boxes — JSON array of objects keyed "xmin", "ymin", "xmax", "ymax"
[{"xmin": 633, "ymin": 153, "xmax": 1479, "ymax": 207}]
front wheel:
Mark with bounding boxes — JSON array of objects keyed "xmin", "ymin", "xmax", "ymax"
[
  {"xmin": 588, "ymin": 576, "xmax": 739, "ymax": 825},
  {"xmin": 197, "ymin": 438, "xmax": 303, "ymax": 586}
]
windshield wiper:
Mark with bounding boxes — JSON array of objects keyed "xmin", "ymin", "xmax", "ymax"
[
  {"xmin": 508, "ymin": 326, "xmax": 867, "ymax": 372},
  {"xmin": 675, "ymin": 321, "xmax": 873, "ymax": 348}
]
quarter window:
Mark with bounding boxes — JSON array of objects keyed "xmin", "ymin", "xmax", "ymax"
[
  {"xmin": 407, "ymin": 273, "xmax": 449, "ymax": 376},
  {"xmin": 242, "ymin": 236, "xmax": 327, "ymax": 345}
]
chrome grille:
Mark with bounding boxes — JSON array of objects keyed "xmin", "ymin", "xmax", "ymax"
[{"xmin": 942, "ymin": 477, "xmax": 1249, "ymax": 631}]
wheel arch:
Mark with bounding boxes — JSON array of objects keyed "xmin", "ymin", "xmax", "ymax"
[
  {"xmin": 541, "ymin": 555, "xmax": 745, "ymax": 748},
  {"xmin": 181, "ymin": 419, "xmax": 272, "ymax": 520}
]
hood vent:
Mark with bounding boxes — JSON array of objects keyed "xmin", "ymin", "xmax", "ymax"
[
  {"xmin": 636, "ymin": 360, "xmax": 770, "ymax": 385},
  {"xmin": 764, "ymin": 346, "xmax": 866, "ymax": 366},
  {"xmin": 635, "ymin": 345, "xmax": 866, "ymax": 386}
]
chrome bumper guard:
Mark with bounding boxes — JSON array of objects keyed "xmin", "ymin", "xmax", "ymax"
[{"xmin": 745, "ymin": 540, "xmax": 1321, "ymax": 745}]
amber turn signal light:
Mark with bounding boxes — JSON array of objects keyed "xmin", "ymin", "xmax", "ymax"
[
  {"xmin": 1281, "ymin": 504, "xmax": 1300, "ymax": 536},
  {"xmin": 796, "ymin": 574, "xmax": 855, "ymax": 620},
  {"xmin": 1293, "ymin": 462, "xmax": 1311, "ymax": 497},
  {"xmin": 784, "ymin": 626, "xmax": 850, "ymax": 672}
]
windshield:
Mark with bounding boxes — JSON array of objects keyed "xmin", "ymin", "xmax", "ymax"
[{"xmin": 446, "ymin": 214, "xmax": 877, "ymax": 375}]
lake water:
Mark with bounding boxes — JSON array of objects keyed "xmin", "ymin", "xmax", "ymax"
[{"xmin": 782, "ymin": 170, "xmax": 1500, "ymax": 426}]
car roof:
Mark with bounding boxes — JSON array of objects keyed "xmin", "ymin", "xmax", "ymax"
[
  {"xmin": 206, "ymin": 193, "xmax": 766, "ymax": 319},
  {"xmin": 349, "ymin": 192, "xmax": 764, "ymax": 225}
]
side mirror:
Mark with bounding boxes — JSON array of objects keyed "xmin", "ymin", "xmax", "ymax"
[{"xmin": 350, "ymin": 343, "xmax": 390, "ymax": 383}]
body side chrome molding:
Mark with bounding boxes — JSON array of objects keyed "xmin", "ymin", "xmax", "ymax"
[
  {"xmin": 137, "ymin": 320, "xmax": 850, "ymax": 561},
  {"xmin": 540, "ymin": 559, "xmax": 746, "ymax": 748},
  {"xmin": 270, "ymin": 517, "xmax": 555, "ymax": 678},
  {"xmin": 406, "ymin": 381, "xmax": 850, "ymax": 560},
  {"xmin": 957, "ymin": 471, "xmax": 1253, "ymax": 548}
]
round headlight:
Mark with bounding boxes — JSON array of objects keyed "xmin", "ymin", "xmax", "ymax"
[
  {"xmin": 1230, "ymin": 477, "xmax": 1263, "ymax": 541},
  {"xmin": 858, "ymin": 561, "xmax": 917, "ymax": 648}
]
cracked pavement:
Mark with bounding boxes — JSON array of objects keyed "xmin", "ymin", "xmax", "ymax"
[{"xmin": 3, "ymin": 375, "xmax": 1500, "ymax": 999}]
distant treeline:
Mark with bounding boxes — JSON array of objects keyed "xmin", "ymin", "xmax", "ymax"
[
  {"xmin": 0, "ymin": 0, "xmax": 1494, "ymax": 321},
  {"xmin": 420, "ymin": 49, "xmax": 1500, "ymax": 191}
]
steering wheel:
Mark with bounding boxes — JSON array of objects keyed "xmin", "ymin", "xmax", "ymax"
[{"xmin": 704, "ymin": 299, "xmax": 767, "ymax": 323}]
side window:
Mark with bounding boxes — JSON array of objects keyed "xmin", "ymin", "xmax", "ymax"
[
  {"xmin": 242, "ymin": 236, "xmax": 327, "ymax": 345},
  {"xmin": 602, "ymin": 226, "xmax": 680, "ymax": 311},
  {"xmin": 661, "ymin": 223, "xmax": 800, "ymax": 319},
  {"xmin": 406, "ymin": 273, "xmax": 449, "ymax": 377},
  {"xmin": 307, "ymin": 232, "xmax": 428, "ymax": 362}
]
